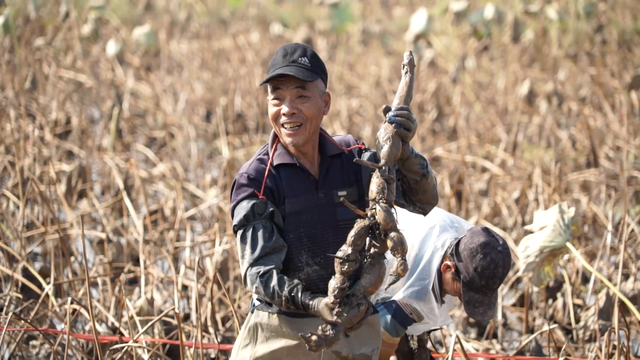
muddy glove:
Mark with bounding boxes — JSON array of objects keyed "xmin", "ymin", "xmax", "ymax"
[
  {"xmin": 302, "ymin": 293, "xmax": 337, "ymax": 323},
  {"xmin": 380, "ymin": 105, "xmax": 438, "ymax": 215},
  {"xmin": 383, "ymin": 104, "xmax": 418, "ymax": 161}
]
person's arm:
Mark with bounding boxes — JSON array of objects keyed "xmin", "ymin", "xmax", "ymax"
[
  {"xmin": 375, "ymin": 299, "xmax": 420, "ymax": 359},
  {"xmin": 380, "ymin": 331, "xmax": 401, "ymax": 360},
  {"xmin": 231, "ymin": 173, "xmax": 334, "ymax": 319},
  {"xmin": 394, "ymin": 144, "xmax": 439, "ymax": 215},
  {"xmin": 385, "ymin": 105, "xmax": 438, "ymax": 215},
  {"xmin": 359, "ymin": 105, "xmax": 438, "ymax": 215},
  {"xmin": 232, "ymin": 196, "xmax": 307, "ymax": 311}
]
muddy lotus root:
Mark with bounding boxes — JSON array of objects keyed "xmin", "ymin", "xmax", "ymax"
[{"xmin": 300, "ymin": 51, "xmax": 416, "ymax": 352}]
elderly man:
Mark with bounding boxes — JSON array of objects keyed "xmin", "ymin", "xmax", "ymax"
[
  {"xmin": 372, "ymin": 207, "xmax": 513, "ymax": 360},
  {"xmin": 229, "ymin": 43, "xmax": 439, "ymax": 359}
]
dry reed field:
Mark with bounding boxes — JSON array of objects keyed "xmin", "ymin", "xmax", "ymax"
[{"xmin": 1, "ymin": 0, "xmax": 639, "ymax": 359}]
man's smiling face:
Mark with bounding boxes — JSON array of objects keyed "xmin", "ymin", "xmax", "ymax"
[{"xmin": 267, "ymin": 76, "xmax": 331, "ymax": 150}]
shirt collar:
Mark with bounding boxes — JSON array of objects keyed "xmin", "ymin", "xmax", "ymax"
[{"xmin": 268, "ymin": 128, "xmax": 346, "ymax": 166}]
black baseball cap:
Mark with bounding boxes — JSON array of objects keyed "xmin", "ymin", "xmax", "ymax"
[
  {"xmin": 450, "ymin": 226, "xmax": 512, "ymax": 322},
  {"xmin": 260, "ymin": 43, "xmax": 328, "ymax": 87}
]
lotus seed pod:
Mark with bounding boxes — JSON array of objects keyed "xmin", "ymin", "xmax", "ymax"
[
  {"xmin": 404, "ymin": 7, "xmax": 430, "ymax": 43},
  {"xmin": 483, "ymin": 3, "xmax": 496, "ymax": 21},
  {"xmin": 33, "ymin": 37, "xmax": 46, "ymax": 48},
  {"xmin": 28, "ymin": 0, "xmax": 39, "ymax": 19},
  {"xmin": 88, "ymin": 0, "xmax": 107, "ymax": 17},
  {"xmin": 449, "ymin": 0, "xmax": 469, "ymax": 15},
  {"xmin": 131, "ymin": 23, "xmax": 157, "ymax": 50},
  {"xmin": 269, "ymin": 22, "xmax": 285, "ymax": 37},
  {"xmin": 80, "ymin": 18, "xmax": 97, "ymax": 39},
  {"xmin": 0, "ymin": 8, "xmax": 13, "ymax": 36},
  {"xmin": 59, "ymin": 0, "xmax": 70, "ymax": 21},
  {"xmin": 105, "ymin": 37, "xmax": 123, "ymax": 59},
  {"xmin": 543, "ymin": 4, "xmax": 565, "ymax": 22},
  {"xmin": 524, "ymin": 4, "xmax": 542, "ymax": 14}
]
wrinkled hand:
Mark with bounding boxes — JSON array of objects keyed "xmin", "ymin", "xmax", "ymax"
[
  {"xmin": 382, "ymin": 104, "xmax": 417, "ymax": 144},
  {"xmin": 307, "ymin": 295, "xmax": 338, "ymax": 323}
]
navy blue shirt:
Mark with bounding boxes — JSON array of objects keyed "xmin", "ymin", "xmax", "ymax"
[
  {"xmin": 231, "ymin": 128, "xmax": 368, "ymax": 295},
  {"xmin": 231, "ymin": 129, "xmax": 365, "ymax": 218},
  {"xmin": 229, "ymin": 127, "xmax": 438, "ymax": 313}
]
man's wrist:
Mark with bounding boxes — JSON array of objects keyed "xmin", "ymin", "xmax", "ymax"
[
  {"xmin": 301, "ymin": 292, "xmax": 321, "ymax": 314},
  {"xmin": 396, "ymin": 143, "xmax": 415, "ymax": 163}
]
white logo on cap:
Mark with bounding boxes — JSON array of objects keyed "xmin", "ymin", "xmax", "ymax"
[{"xmin": 297, "ymin": 57, "xmax": 311, "ymax": 66}]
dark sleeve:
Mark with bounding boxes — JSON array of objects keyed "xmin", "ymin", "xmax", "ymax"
[
  {"xmin": 394, "ymin": 144, "xmax": 439, "ymax": 215},
  {"xmin": 358, "ymin": 146, "xmax": 438, "ymax": 216},
  {"xmin": 232, "ymin": 198, "xmax": 307, "ymax": 311},
  {"xmin": 230, "ymin": 172, "xmax": 277, "ymax": 217}
]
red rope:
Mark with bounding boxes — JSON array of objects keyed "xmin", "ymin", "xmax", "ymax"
[
  {"xmin": 254, "ymin": 134, "xmax": 365, "ymax": 201},
  {"xmin": 1, "ymin": 325, "xmax": 638, "ymax": 359},
  {"xmin": 433, "ymin": 354, "xmax": 554, "ymax": 360},
  {"xmin": 0, "ymin": 326, "xmax": 233, "ymax": 351},
  {"xmin": 431, "ymin": 353, "xmax": 638, "ymax": 360},
  {"xmin": 320, "ymin": 131, "xmax": 366, "ymax": 151},
  {"xmin": 254, "ymin": 137, "xmax": 280, "ymax": 200}
]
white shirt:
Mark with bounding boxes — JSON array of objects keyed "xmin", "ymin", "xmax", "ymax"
[{"xmin": 372, "ymin": 207, "xmax": 472, "ymax": 336}]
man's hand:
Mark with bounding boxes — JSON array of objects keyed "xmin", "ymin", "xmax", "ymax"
[
  {"xmin": 303, "ymin": 294, "xmax": 337, "ymax": 323},
  {"xmin": 383, "ymin": 104, "xmax": 417, "ymax": 144}
]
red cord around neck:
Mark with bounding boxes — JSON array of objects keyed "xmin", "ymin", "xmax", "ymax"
[
  {"xmin": 254, "ymin": 133, "xmax": 365, "ymax": 201},
  {"xmin": 320, "ymin": 131, "xmax": 366, "ymax": 152},
  {"xmin": 254, "ymin": 137, "xmax": 280, "ymax": 200}
]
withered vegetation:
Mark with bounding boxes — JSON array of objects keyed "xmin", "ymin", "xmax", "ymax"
[{"xmin": 0, "ymin": 0, "xmax": 638, "ymax": 359}]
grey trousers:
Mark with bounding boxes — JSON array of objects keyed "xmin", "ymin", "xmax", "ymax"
[{"xmin": 229, "ymin": 310, "xmax": 381, "ymax": 360}]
